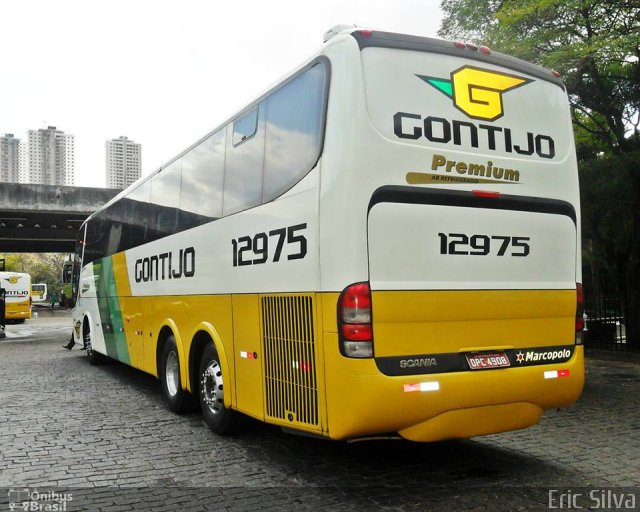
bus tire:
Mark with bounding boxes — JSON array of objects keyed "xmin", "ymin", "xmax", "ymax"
[
  {"xmin": 85, "ymin": 323, "xmax": 106, "ymax": 366},
  {"xmin": 159, "ymin": 335, "xmax": 194, "ymax": 414},
  {"xmin": 199, "ymin": 343, "xmax": 238, "ymax": 435}
]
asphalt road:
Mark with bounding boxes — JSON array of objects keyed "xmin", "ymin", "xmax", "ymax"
[{"xmin": 1, "ymin": 310, "xmax": 639, "ymax": 511}]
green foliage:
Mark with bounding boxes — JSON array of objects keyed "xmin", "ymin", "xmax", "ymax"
[
  {"xmin": 580, "ymin": 152, "xmax": 640, "ymax": 265},
  {"xmin": 439, "ymin": 0, "xmax": 505, "ymax": 44},
  {"xmin": 573, "ymin": 111, "xmax": 611, "ymax": 160},
  {"xmin": 438, "ymin": 0, "xmax": 640, "ymax": 153},
  {"xmin": 3, "ymin": 253, "xmax": 66, "ymax": 295}
]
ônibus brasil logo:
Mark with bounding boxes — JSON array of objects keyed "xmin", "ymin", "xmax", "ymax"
[{"xmin": 417, "ymin": 66, "xmax": 531, "ymax": 121}]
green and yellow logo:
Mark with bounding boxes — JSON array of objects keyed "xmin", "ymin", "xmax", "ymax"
[{"xmin": 417, "ymin": 66, "xmax": 531, "ymax": 121}]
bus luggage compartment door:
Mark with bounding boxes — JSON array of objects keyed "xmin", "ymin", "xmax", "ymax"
[{"xmin": 366, "ymin": 188, "xmax": 578, "ymax": 359}]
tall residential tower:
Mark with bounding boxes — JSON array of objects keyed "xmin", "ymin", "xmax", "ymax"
[
  {"xmin": 28, "ymin": 126, "xmax": 75, "ymax": 185},
  {"xmin": 106, "ymin": 136, "xmax": 141, "ymax": 189},
  {"xmin": 0, "ymin": 133, "xmax": 21, "ymax": 183}
]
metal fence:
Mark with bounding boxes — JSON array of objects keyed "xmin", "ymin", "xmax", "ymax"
[{"xmin": 584, "ymin": 294, "xmax": 627, "ymax": 350}]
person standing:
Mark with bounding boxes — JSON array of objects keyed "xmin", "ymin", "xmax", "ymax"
[{"xmin": 50, "ymin": 290, "xmax": 58, "ymax": 310}]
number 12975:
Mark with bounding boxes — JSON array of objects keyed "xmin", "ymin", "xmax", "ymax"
[
  {"xmin": 232, "ymin": 223, "xmax": 307, "ymax": 267},
  {"xmin": 438, "ymin": 233, "xmax": 530, "ymax": 257}
]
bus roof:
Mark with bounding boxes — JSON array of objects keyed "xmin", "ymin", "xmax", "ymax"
[
  {"xmin": 349, "ymin": 29, "xmax": 563, "ymax": 88},
  {"xmin": 84, "ymin": 27, "xmax": 564, "ymax": 228}
]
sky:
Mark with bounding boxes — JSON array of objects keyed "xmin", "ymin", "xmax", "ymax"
[{"xmin": 0, "ymin": 0, "xmax": 443, "ymax": 188}]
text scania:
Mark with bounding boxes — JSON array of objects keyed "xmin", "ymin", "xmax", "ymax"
[
  {"xmin": 400, "ymin": 358, "xmax": 437, "ymax": 369},
  {"xmin": 393, "ymin": 112, "xmax": 556, "ymax": 159},
  {"xmin": 135, "ymin": 247, "xmax": 195, "ymax": 283}
]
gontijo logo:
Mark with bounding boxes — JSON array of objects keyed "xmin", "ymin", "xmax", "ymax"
[
  {"xmin": 4, "ymin": 276, "xmax": 22, "ymax": 285},
  {"xmin": 417, "ymin": 66, "xmax": 531, "ymax": 121},
  {"xmin": 393, "ymin": 64, "xmax": 556, "ymax": 160}
]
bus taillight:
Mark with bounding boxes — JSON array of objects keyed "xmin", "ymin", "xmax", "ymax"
[
  {"xmin": 575, "ymin": 283, "xmax": 584, "ymax": 345},
  {"xmin": 338, "ymin": 282, "xmax": 373, "ymax": 358}
]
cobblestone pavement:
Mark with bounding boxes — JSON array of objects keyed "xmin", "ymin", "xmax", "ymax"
[{"xmin": 1, "ymin": 311, "xmax": 639, "ymax": 511}]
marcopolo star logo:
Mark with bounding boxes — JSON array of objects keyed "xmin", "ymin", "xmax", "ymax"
[{"xmin": 417, "ymin": 66, "xmax": 532, "ymax": 121}]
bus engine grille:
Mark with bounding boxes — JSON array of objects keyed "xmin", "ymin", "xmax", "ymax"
[{"xmin": 261, "ymin": 295, "xmax": 319, "ymax": 427}]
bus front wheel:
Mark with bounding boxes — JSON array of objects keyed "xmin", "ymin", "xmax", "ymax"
[
  {"xmin": 84, "ymin": 322, "xmax": 106, "ymax": 366},
  {"xmin": 199, "ymin": 343, "xmax": 238, "ymax": 435}
]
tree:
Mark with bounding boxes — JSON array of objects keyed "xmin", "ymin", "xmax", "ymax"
[
  {"xmin": 439, "ymin": 0, "xmax": 640, "ymax": 153},
  {"xmin": 3, "ymin": 253, "xmax": 66, "ymax": 297},
  {"xmin": 439, "ymin": 0, "xmax": 640, "ymax": 347}
]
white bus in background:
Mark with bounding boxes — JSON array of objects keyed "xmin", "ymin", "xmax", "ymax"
[
  {"xmin": 32, "ymin": 283, "xmax": 48, "ymax": 304},
  {"xmin": 71, "ymin": 26, "xmax": 584, "ymax": 442}
]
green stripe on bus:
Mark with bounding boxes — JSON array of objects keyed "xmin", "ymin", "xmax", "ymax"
[{"xmin": 93, "ymin": 257, "xmax": 130, "ymax": 364}]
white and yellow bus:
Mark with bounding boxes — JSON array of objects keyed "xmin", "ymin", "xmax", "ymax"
[
  {"xmin": 1, "ymin": 272, "xmax": 32, "ymax": 321},
  {"xmin": 32, "ymin": 283, "xmax": 48, "ymax": 304},
  {"xmin": 71, "ymin": 27, "xmax": 584, "ymax": 442}
]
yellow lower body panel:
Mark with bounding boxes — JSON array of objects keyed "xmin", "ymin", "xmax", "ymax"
[
  {"xmin": 371, "ymin": 289, "xmax": 577, "ymax": 356},
  {"xmin": 397, "ymin": 402, "xmax": 543, "ymax": 442},
  {"xmin": 5, "ymin": 303, "xmax": 31, "ymax": 320},
  {"xmin": 320, "ymin": 289, "xmax": 584, "ymax": 442},
  {"xmin": 93, "ymin": 286, "xmax": 584, "ymax": 443},
  {"xmin": 322, "ymin": 335, "xmax": 583, "ymax": 441}
]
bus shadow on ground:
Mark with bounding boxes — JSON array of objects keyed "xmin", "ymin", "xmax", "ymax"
[
  {"xmin": 243, "ymin": 427, "xmax": 557, "ymax": 487},
  {"xmin": 82, "ymin": 354, "xmax": 568, "ymax": 491}
]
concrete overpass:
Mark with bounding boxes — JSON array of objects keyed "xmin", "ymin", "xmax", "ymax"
[{"xmin": 0, "ymin": 183, "xmax": 120, "ymax": 252}]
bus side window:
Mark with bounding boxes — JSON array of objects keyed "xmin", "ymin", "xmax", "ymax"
[
  {"xmin": 232, "ymin": 109, "xmax": 258, "ymax": 146},
  {"xmin": 150, "ymin": 159, "xmax": 182, "ymax": 237},
  {"xmin": 122, "ymin": 180, "xmax": 151, "ymax": 250},
  {"xmin": 223, "ymin": 107, "xmax": 266, "ymax": 216},
  {"xmin": 179, "ymin": 129, "xmax": 225, "ymax": 229},
  {"xmin": 105, "ymin": 201, "xmax": 124, "ymax": 256},
  {"xmin": 84, "ymin": 217, "xmax": 107, "ymax": 264},
  {"xmin": 263, "ymin": 63, "xmax": 327, "ymax": 202}
]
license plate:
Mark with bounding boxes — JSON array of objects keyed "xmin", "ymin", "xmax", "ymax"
[{"xmin": 466, "ymin": 352, "xmax": 511, "ymax": 370}]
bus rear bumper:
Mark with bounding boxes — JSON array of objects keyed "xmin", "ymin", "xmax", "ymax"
[
  {"xmin": 324, "ymin": 342, "xmax": 584, "ymax": 442},
  {"xmin": 396, "ymin": 402, "xmax": 543, "ymax": 442},
  {"xmin": 6, "ymin": 311, "xmax": 31, "ymax": 320}
]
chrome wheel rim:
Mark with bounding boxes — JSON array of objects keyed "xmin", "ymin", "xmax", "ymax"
[
  {"xmin": 201, "ymin": 360, "xmax": 223, "ymax": 415},
  {"xmin": 165, "ymin": 351, "xmax": 180, "ymax": 397}
]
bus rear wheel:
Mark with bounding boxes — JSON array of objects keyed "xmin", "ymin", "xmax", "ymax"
[
  {"xmin": 199, "ymin": 343, "xmax": 238, "ymax": 435},
  {"xmin": 159, "ymin": 335, "xmax": 194, "ymax": 414}
]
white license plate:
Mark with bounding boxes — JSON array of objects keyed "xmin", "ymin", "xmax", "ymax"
[{"xmin": 466, "ymin": 352, "xmax": 511, "ymax": 370}]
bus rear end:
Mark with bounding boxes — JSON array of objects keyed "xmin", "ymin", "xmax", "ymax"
[
  {"xmin": 32, "ymin": 283, "xmax": 48, "ymax": 304},
  {"xmin": 0, "ymin": 272, "xmax": 32, "ymax": 321},
  {"xmin": 320, "ymin": 30, "xmax": 583, "ymax": 442}
]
